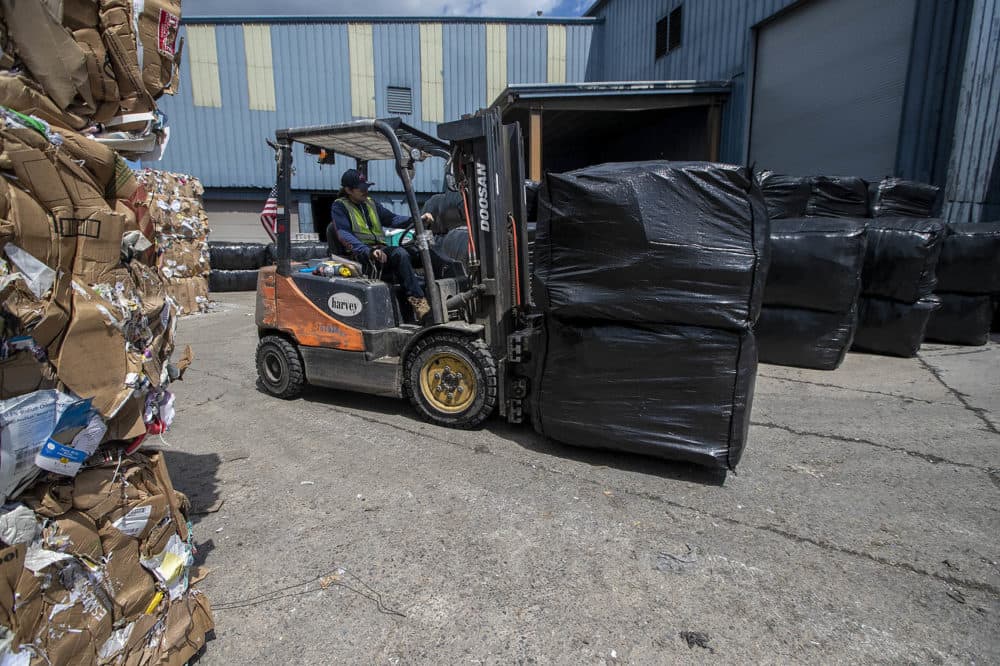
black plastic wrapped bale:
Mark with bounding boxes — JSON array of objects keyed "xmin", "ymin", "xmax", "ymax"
[
  {"xmin": 436, "ymin": 227, "xmax": 471, "ymax": 265},
  {"xmin": 763, "ymin": 218, "xmax": 867, "ymax": 313},
  {"xmin": 924, "ymin": 293, "xmax": 993, "ymax": 346},
  {"xmin": 861, "ymin": 218, "xmax": 945, "ymax": 302},
  {"xmin": 535, "ymin": 318, "xmax": 757, "ymax": 471},
  {"xmin": 208, "ymin": 241, "xmax": 270, "ymax": 271},
  {"xmin": 756, "ymin": 306, "xmax": 858, "ymax": 370},
  {"xmin": 993, "ymin": 296, "xmax": 1000, "ymax": 332},
  {"xmin": 870, "ymin": 178, "xmax": 940, "ymax": 218},
  {"xmin": 757, "ymin": 172, "xmax": 812, "ymax": 220},
  {"xmin": 805, "ymin": 176, "xmax": 870, "ymax": 218},
  {"xmin": 534, "ymin": 161, "xmax": 770, "ymax": 331},
  {"xmin": 524, "ymin": 180, "xmax": 541, "ymax": 222},
  {"xmin": 208, "ymin": 269, "xmax": 260, "ymax": 292},
  {"xmin": 422, "ymin": 191, "xmax": 467, "ymax": 234},
  {"xmin": 934, "ymin": 222, "xmax": 1000, "ymax": 294},
  {"xmin": 852, "ymin": 296, "xmax": 940, "ymax": 357}
]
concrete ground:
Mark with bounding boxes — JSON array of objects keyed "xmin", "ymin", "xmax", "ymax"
[{"xmin": 167, "ymin": 292, "xmax": 999, "ymax": 665}]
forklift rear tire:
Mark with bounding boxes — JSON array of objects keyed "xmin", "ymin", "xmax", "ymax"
[
  {"xmin": 404, "ymin": 333, "xmax": 498, "ymax": 429},
  {"xmin": 256, "ymin": 336, "xmax": 305, "ymax": 399}
]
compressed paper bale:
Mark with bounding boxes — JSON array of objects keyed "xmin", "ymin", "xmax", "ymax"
[
  {"xmin": 852, "ymin": 296, "xmax": 940, "ymax": 357},
  {"xmin": 870, "ymin": 177, "xmax": 940, "ymax": 218},
  {"xmin": 756, "ymin": 305, "xmax": 858, "ymax": 370},
  {"xmin": 806, "ymin": 175, "xmax": 870, "ymax": 218},
  {"xmin": 534, "ymin": 161, "xmax": 770, "ymax": 330},
  {"xmin": 758, "ymin": 172, "xmax": 812, "ymax": 220},
  {"xmin": 762, "ymin": 217, "xmax": 867, "ymax": 313},
  {"xmin": 861, "ymin": 217, "xmax": 945, "ymax": 302},
  {"xmin": 535, "ymin": 318, "xmax": 757, "ymax": 471},
  {"xmin": 934, "ymin": 222, "xmax": 1000, "ymax": 294},
  {"xmin": 924, "ymin": 292, "xmax": 993, "ymax": 346}
]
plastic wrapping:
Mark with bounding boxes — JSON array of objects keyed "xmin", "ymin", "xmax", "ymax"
[
  {"xmin": 806, "ymin": 176, "xmax": 870, "ymax": 218},
  {"xmin": 934, "ymin": 222, "xmax": 1000, "ymax": 294},
  {"xmin": 208, "ymin": 269, "xmax": 259, "ymax": 292},
  {"xmin": 758, "ymin": 172, "xmax": 812, "ymax": 220},
  {"xmin": 208, "ymin": 241, "xmax": 270, "ymax": 271},
  {"xmin": 756, "ymin": 305, "xmax": 858, "ymax": 370},
  {"xmin": 861, "ymin": 218, "xmax": 945, "ymax": 302},
  {"xmin": 265, "ymin": 241, "xmax": 330, "ymax": 264},
  {"xmin": 535, "ymin": 317, "xmax": 756, "ymax": 471},
  {"xmin": 524, "ymin": 179, "xmax": 541, "ymax": 221},
  {"xmin": 852, "ymin": 296, "xmax": 940, "ymax": 357},
  {"xmin": 534, "ymin": 161, "xmax": 770, "ymax": 330},
  {"xmin": 994, "ymin": 296, "xmax": 1000, "ymax": 333},
  {"xmin": 870, "ymin": 178, "xmax": 940, "ymax": 218},
  {"xmin": 924, "ymin": 293, "xmax": 992, "ymax": 346},
  {"xmin": 763, "ymin": 217, "xmax": 867, "ymax": 313},
  {"xmin": 421, "ymin": 191, "xmax": 467, "ymax": 234}
]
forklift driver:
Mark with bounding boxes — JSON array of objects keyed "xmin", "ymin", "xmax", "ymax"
[{"xmin": 328, "ymin": 169, "xmax": 435, "ymax": 320}]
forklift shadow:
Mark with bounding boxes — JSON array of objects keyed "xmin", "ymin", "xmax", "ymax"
[
  {"xmin": 483, "ymin": 422, "xmax": 728, "ymax": 487},
  {"xmin": 163, "ymin": 451, "xmax": 223, "ymax": 527},
  {"xmin": 293, "ymin": 384, "xmax": 726, "ymax": 486}
]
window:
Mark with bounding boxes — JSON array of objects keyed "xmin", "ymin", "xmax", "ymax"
[
  {"xmin": 386, "ymin": 86, "xmax": 413, "ymax": 115},
  {"xmin": 655, "ymin": 16, "xmax": 669, "ymax": 59},
  {"xmin": 668, "ymin": 5, "xmax": 683, "ymax": 52},
  {"xmin": 655, "ymin": 5, "xmax": 683, "ymax": 60}
]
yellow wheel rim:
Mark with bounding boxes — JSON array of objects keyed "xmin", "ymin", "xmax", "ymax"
[{"xmin": 419, "ymin": 352, "xmax": 477, "ymax": 414}]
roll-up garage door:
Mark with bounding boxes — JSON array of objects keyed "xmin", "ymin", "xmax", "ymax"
[{"xmin": 748, "ymin": 0, "xmax": 917, "ymax": 179}]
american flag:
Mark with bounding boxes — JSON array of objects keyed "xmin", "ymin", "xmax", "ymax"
[{"xmin": 260, "ymin": 185, "xmax": 278, "ymax": 241}]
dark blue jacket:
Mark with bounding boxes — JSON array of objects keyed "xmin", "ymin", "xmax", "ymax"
[{"xmin": 328, "ymin": 198, "xmax": 410, "ymax": 259}]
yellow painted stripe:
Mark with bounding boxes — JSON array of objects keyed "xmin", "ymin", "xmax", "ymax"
[
  {"xmin": 243, "ymin": 24, "xmax": 276, "ymax": 111},
  {"xmin": 420, "ymin": 23, "xmax": 444, "ymax": 123},
  {"xmin": 547, "ymin": 25, "xmax": 566, "ymax": 84},
  {"xmin": 348, "ymin": 23, "xmax": 376, "ymax": 118},
  {"xmin": 486, "ymin": 24, "xmax": 507, "ymax": 105},
  {"xmin": 186, "ymin": 26, "xmax": 222, "ymax": 108}
]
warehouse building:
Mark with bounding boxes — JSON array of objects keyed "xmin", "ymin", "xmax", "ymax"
[{"xmin": 152, "ymin": 0, "xmax": 999, "ymax": 237}]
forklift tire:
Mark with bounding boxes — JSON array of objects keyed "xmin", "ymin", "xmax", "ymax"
[
  {"xmin": 404, "ymin": 333, "xmax": 498, "ymax": 429},
  {"xmin": 256, "ymin": 336, "xmax": 305, "ymax": 399}
]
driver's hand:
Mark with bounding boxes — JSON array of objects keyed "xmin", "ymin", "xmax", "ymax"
[
  {"xmin": 421, "ymin": 212, "xmax": 434, "ymax": 224},
  {"xmin": 372, "ymin": 248, "xmax": 387, "ymax": 263}
]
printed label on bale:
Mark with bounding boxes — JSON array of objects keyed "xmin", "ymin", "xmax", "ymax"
[
  {"xmin": 158, "ymin": 10, "xmax": 180, "ymax": 57},
  {"xmin": 328, "ymin": 293, "xmax": 363, "ymax": 318},
  {"xmin": 112, "ymin": 504, "xmax": 153, "ymax": 537}
]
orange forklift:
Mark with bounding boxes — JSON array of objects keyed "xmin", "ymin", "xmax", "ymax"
[{"xmin": 255, "ymin": 112, "xmax": 538, "ymax": 428}]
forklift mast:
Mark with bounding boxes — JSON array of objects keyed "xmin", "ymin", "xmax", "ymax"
[{"xmin": 438, "ymin": 110, "xmax": 532, "ymax": 355}]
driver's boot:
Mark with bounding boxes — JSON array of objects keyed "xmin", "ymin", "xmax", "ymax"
[{"xmin": 408, "ymin": 296, "xmax": 431, "ymax": 321}]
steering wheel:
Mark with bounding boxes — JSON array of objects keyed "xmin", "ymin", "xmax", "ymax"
[{"xmin": 398, "ymin": 219, "xmax": 417, "ymax": 247}]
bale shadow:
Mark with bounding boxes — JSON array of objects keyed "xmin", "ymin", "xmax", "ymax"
[
  {"xmin": 163, "ymin": 451, "xmax": 223, "ymax": 527},
  {"xmin": 291, "ymin": 383, "xmax": 726, "ymax": 486}
]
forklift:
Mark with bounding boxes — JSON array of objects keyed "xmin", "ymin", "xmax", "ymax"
[{"xmin": 255, "ymin": 112, "xmax": 539, "ymax": 429}]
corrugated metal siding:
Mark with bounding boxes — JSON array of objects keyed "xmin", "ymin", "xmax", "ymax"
[
  {"xmin": 547, "ymin": 25, "xmax": 567, "ymax": 83},
  {"xmin": 566, "ymin": 24, "xmax": 596, "ymax": 81},
  {"xmin": 154, "ymin": 19, "xmax": 594, "ymax": 192},
  {"xmin": 242, "ymin": 25, "xmax": 276, "ymax": 111},
  {"xmin": 506, "ymin": 25, "xmax": 546, "ymax": 86},
  {"xmin": 942, "ymin": 0, "xmax": 1000, "ymax": 223},
  {"xmin": 185, "ymin": 25, "xmax": 222, "ymax": 108},
  {"xmin": 420, "ymin": 23, "xmax": 445, "ymax": 123}
]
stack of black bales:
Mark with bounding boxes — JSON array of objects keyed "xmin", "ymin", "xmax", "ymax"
[
  {"xmin": 757, "ymin": 218, "xmax": 867, "ymax": 369},
  {"xmin": 759, "ymin": 173, "xmax": 945, "ymax": 358},
  {"xmin": 925, "ymin": 222, "xmax": 1000, "ymax": 345},
  {"xmin": 852, "ymin": 219, "xmax": 944, "ymax": 356},
  {"xmin": 208, "ymin": 241, "xmax": 270, "ymax": 291},
  {"xmin": 532, "ymin": 162, "xmax": 770, "ymax": 471}
]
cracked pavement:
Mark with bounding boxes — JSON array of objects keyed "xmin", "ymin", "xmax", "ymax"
[{"xmin": 167, "ymin": 293, "xmax": 999, "ymax": 664}]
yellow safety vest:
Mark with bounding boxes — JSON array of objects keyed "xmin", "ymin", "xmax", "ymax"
[{"xmin": 337, "ymin": 197, "xmax": 386, "ymax": 246}]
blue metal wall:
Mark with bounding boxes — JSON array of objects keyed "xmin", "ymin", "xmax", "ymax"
[{"xmin": 153, "ymin": 18, "xmax": 595, "ymax": 194}]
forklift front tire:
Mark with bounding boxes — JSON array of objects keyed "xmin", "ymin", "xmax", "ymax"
[
  {"xmin": 256, "ymin": 336, "xmax": 305, "ymax": 399},
  {"xmin": 405, "ymin": 333, "xmax": 498, "ymax": 429}
]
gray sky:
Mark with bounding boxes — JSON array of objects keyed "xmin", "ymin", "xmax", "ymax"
[{"xmin": 185, "ymin": 0, "xmax": 592, "ymax": 18}]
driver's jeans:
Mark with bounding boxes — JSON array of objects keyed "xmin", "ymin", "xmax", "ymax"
[{"xmin": 362, "ymin": 245, "xmax": 450, "ymax": 300}]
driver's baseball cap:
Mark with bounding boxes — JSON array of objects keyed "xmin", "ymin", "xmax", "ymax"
[{"xmin": 341, "ymin": 169, "xmax": 373, "ymax": 192}]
